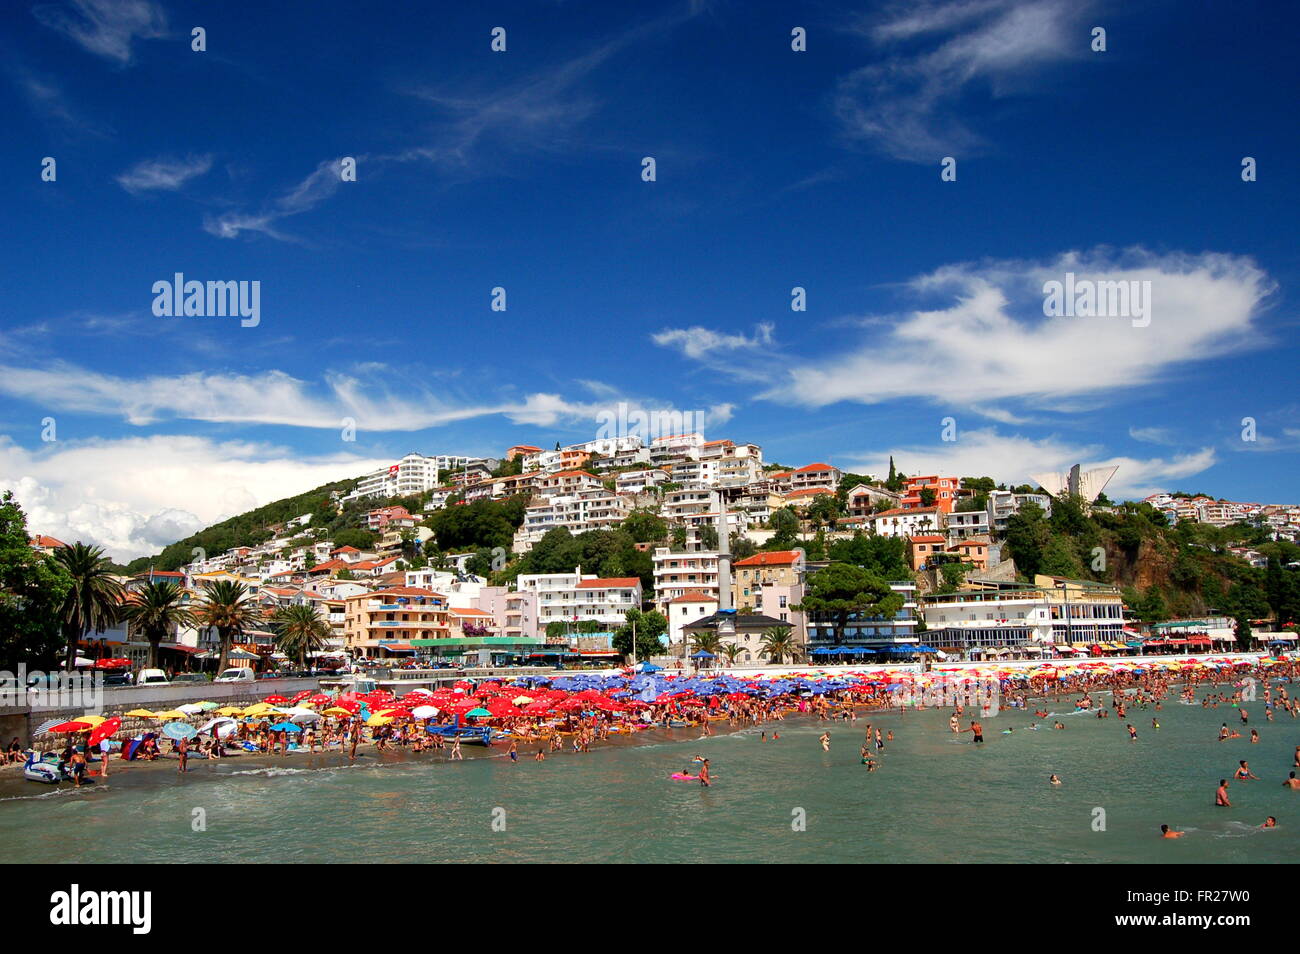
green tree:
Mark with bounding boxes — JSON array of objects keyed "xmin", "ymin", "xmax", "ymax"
[
  {"xmin": 794, "ymin": 563, "xmax": 903, "ymax": 644},
  {"xmin": 272, "ymin": 603, "xmax": 331, "ymax": 666},
  {"xmin": 333, "ymin": 528, "xmax": 376, "ymax": 550},
  {"xmin": 54, "ymin": 542, "xmax": 125, "ymax": 670},
  {"xmin": 0, "ymin": 492, "xmax": 73, "ymax": 669},
  {"xmin": 121, "ymin": 581, "xmax": 197, "ymax": 668},
  {"xmin": 197, "ymin": 579, "xmax": 259, "ymax": 671},
  {"xmin": 621, "ymin": 510, "xmax": 667, "ymax": 543},
  {"xmin": 1004, "ymin": 502, "xmax": 1049, "ymax": 579},
  {"xmin": 719, "ymin": 642, "xmax": 744, "ymax": 665},
  {"xmin": 759, "ymin": 625, "xmax": 795, "ymax": 663},
  {"xmin": 613, "ymin": 608, "xmax": 667, "ymax": 661}
]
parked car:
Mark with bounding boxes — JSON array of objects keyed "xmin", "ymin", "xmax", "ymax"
[
  {"xmin": 170, "ymin": 672, "xmax": 209, "ymax": 685},
  {"xmin": 214, "ymin": 668, "xmax": 257, "ymax": 684},
  {"xmin": 135, "ymin": 668, "xmax": 170, "ymax": 686},
  {"xmin": 102, "ymin": 670, "xmax": 134, "ymax": 687}
]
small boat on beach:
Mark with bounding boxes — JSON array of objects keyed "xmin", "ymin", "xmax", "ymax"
[{"xmin": 425, "ymin": 725, "xmax": 493, "ymax": 746}]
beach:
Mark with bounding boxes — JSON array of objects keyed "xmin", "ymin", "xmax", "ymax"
[{"xmin": 3, "ymin": 663, "xmax": 1298, "ymax": 864}]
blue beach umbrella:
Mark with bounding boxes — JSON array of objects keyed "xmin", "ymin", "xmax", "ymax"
[
  {"xmin": 269, "ymin": 722, "xmax": 302, "ymax": 733},
  {"xmin": 162, "ymin": 722, "xmax": 198, "ymax": 741}
]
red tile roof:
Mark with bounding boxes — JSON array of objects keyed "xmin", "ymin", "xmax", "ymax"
[
  {"xmin": 670, "ymin": 590, "xmax": 718, "ymax": 603},
  {"xmin": 795, "ymin": 462, "xmax": 836, "ymax": 472},
  {"xmin": 733, "ymin": 550, "xmax": 803, "ymax": 567},
  {"xmin": 784, "ymin": 487, "xmax": 834, "ymax": 499},
  {"xmin": 575, "ymin": 577, "xmax": 642, "ymax": 589},
  {"xmin": 909, "ymin": 535, "xmax": 947, "ymax": 543}
]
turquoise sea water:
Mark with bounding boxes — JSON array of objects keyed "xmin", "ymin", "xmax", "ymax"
[{"xmin": 2, "ymin": 687, "xmax": 1297, "ymax": 863}]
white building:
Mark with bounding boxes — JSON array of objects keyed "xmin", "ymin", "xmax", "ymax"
[
  {"xmin": 516, "ymin": 571, "xmax": 643, "ymax": 631},
  {"xmin": 652, "ymin": 547, "xmax": 721, "ymax": 613},
  {"xmin": 344, "ymin": 453, "xmax": 445, "ymax": 502},
  {"xmin": 513, "ymin": 491, "xmax": 631, "ymax": 550}
]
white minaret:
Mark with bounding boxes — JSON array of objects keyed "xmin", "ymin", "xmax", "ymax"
[{"xmin": 714, "ymin": 490, "xmax": 732, "ymax": 612}]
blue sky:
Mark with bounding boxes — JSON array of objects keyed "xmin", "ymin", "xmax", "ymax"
[{"xmin": 1, "ymin": 0, "xmax": 1297, "ymax": 560}]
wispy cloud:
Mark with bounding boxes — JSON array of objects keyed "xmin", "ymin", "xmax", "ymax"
[
  {"xmin": 652, "ymin": 322, "xmax": 775, "ymax": 360},
  {"xmin": 32, "ymin": 0, "xmax": 167, "ymax": 66},
  {"xmin": 203, "ymin": 158, "xmax": 346, "ymax": 241},
  {"xmin": 0, "ymin": 362, "xmax": 726, "ymax": 437},
  {"xmin": 206, "ymin": 5, "xmax": 706, "ymax": 242},
  {"xmin": 117, "ymin": 154, "xmax": 214, "ymax": 194},
  {"xmin": 835, "ymin": 0, "xmax": 1089, "ymax": 160}
]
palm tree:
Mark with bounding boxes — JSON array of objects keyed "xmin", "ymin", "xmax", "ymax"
[
  {"xmin": 272, "ymin": 604, "xmax": 330, "ymax": 667},
  {"xmin": 718, "ymin": 642, "xmax": 744, "ymax": 666},
  {"xmin": 54, "ymin": 543, "xmax": 125, "ymax": 671},
  {"xmin": 689, "ymin": 629, "xmax": 721, "ymax": 656},
  {"xmin": 759, "ymin": 625, "xmax": 796, "ymax": 664},
  {"xmin": 197, "ymin": 580, "xmax": 259, "ymax": 671},
  {"xmin": 121, "ymin": 581, "xmax": 197, "ymax": 668}
]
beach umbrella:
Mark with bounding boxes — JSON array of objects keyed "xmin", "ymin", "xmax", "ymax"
[
  {"xmin": 412, "ymin": 705, "xmax": 439, "ymax": 719},
  {"xmin": 124, "ymin": 708, "xmax": 158, "ymax": 718},
  {"xmin": 365, "ymin": 715, "xmax": 392, "ymax": 727},
  {"xmin": 322, "ymin": 706, "xmax": 353, "ymax": 717},
  {"xmin": 154, "ymin": 709, "xmax": 188, "ymax": 720},
  {"xmin": 466, "ymin": 707, "xmax": 492, "ymax": 718},
  {"xmin": 162, "ymin": 722, "xmax": 198, "ymax": 740},
  {"xmin": 33, "ymin": 718, "xmax": 67, "ymax": 735},
  {"xmin": 48, "ymin": 719, "xmax": 94, "ymax": 733},
  {"xmin": 263, "ymin": 695, "xmax": 289, "ymax": 705},
  {"xmin": 196, "ymin": 701, "xmax": 220, "ymax": 711},
  {"xmin": 511, "ymin": 695, "xmax": 534, "ymax": 705},
  {"xmin": 177, "ymin": 703, "xmax": 206, "ymax": 715},
  {"xmin": 269, "ymin": 722, "xmax": 302, "ymax": 733},
  {"xmin": 216, "ymin": 706, "xmax": 244, "ymax": 716},
  {"xmin": 88, "ymin": 717, "xmax": 122, "ymax": 747}
]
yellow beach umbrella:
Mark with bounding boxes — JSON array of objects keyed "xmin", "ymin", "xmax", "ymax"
[
  {"xmin": 216, "ymin": 706, "xmax": 244, "ymax": 716},
  {"xmin": 365, "ymin": 714, "xmax": 392, "ymax": 727},
  {"xmin": 154, "ymin": 710, "xmax": 188, "ymax": 720},
  {"xmin": 322, "ymin": 706, "xmax": 353, "ymax": 717},
  {"xmin": 125, "ymin": 708, "xmax": 157, "ymax": 718}
]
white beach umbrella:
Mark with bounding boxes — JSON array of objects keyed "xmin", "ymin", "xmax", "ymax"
[
  {"xmin": 412, "ymin": 705, "xmax": 439, "ymax": 719},
  {"xmin": 178, "ymin": 703, "xmax": 206, "ymax": 715}
]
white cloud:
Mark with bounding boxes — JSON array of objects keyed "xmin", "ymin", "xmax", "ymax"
[
  {"xmin": 652, "ymin": 323, "xmax": 775, "ymax": 360},
  {"xmin": 204, "ymin": 158, "xmax": 347, "ymax": 241},
  {"xmin": 33, "ymin": 0, "xmax": 167, "ymax": 66},
  {"xmin": 117, "ymin": 155, "xmax": 213, "ymax": 194},
  {"xmin": 835, "ymin": 0, "xmax": 1088, "ymax": 160},
  {"xmin": 0, "ymin": 435, "xmax": 386, "ymax": 562},
  {"xmin": 842, "ymin": 428, "xmax": 1217, "ymax": 501},
  {"xmin": 763, "ymin": 249, "xmax": 1272, "ymax": 409}
]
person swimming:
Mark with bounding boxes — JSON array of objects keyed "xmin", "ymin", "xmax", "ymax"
[
  {"xmin": 1160, "ymin": 824, "xmax": 1185, "ymax": 839},
  {"xmin": 1049, "ymin": 774, "xmax": 1062, "ymax": 786}
]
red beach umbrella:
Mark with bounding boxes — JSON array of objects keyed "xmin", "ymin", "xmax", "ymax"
[
  {"xmin": 49, "ymin": 720, "xmax": 93, "ymax": 733},
  {"xmin": 89, "ymin": 717, "xmax": 122, "ymax": 746}
]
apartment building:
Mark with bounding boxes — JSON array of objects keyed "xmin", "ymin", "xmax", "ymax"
[
  {"xmin": 345, "ymin": 453, "xmax": 444, "ymax": 502},
  {"xmin": 986, "ymin": 490, "xmax": 1052, "ymax": 532},
  {"xmin": 534, "ymin": 469, "xmax": 604, "ymax": 497},
  {"xmin": 513, "ymin": 490, "xmax": 631, "ymax": 551},
  {"xmin": 365, "ymin": 505, "xmax": 415, "ymax": 531},
  {"xmin": 652, "ymin": 548, "xmax": 721, "ymax": 612},
  {"xmin": 615, "ymin": 467, "xmax": 671, "ymax": 495},
  {"xmin": 731, "ymin": 550, "xmax": 805, "ymax": 606},
  {"xmin": 662, "ymin": 487, "xmax": 716, "ymax": 521},
  {"xmin": 515, "ymin": 572, "xmax": 643, "ymax": 631},
  {"xmin": 870, "ymin": 506, "xmax": 942, "ymax": 538},
  {"xmin": 901, "ymin": 475, "xmax": 961, "ymax": 514},
  {"xmin": 666, "ymin": 590, "xmax": 719, "ymax": 648},
  {"xmin": 919, "ymin": 576, "xmax": 1126, "ymax": 652},
  {"xmin": 342, "ymin": 587, "xmax": 450, "ymax": 658}
]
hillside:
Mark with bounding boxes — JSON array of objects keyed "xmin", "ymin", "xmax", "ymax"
[{"xmin": 122, "ymin": 477, "xmax": 359, "ymax": 573}]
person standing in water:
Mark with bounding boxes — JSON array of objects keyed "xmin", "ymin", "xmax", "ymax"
[
  {"xmin": 1216, "ymin": 779, "xmax": 1231, "ymax": 807},
  {"xmin": 966, "ymin": 721, "xmax": 984, "ymax": 744},
  {"xmin": 819, "ymin": 732, "xmax": 831, "ymax": 752},
  {"xmin": 698, "ymin": 758, "xmax": 711, "ymax": 787}
]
